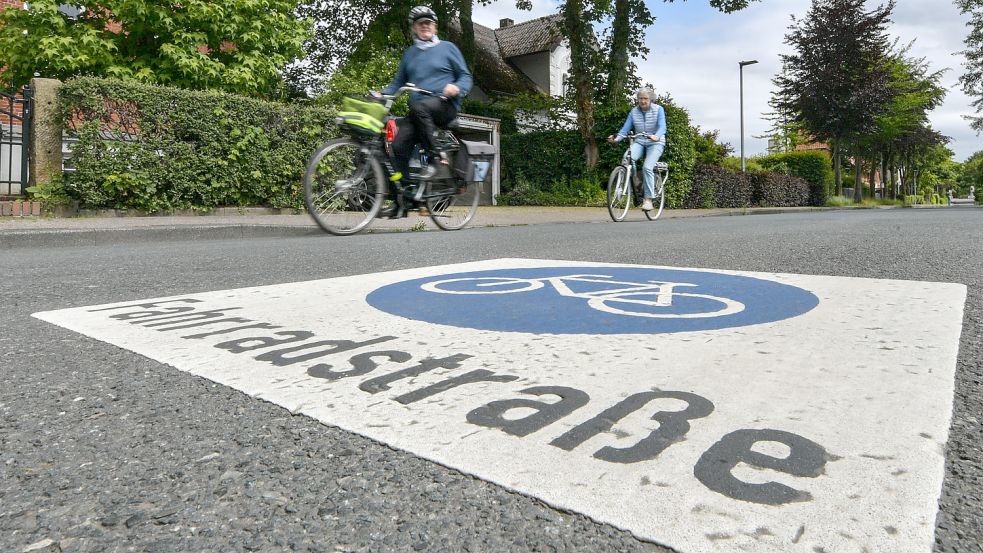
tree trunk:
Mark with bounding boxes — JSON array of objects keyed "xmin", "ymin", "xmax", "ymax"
[
  {"xmin": 869, "ymin": 156, "xmax": 878, "ymax": 200},
  {"xmin": 881, "ymin": 153, "xmax": 890, "ymax": 200},
  {"xmin": 456, "ymin": 0, "xmax": 476, "ymax": 72},
  {"xmin": 853, "ymin": 152, "xmax": 863, "ymax": 203},
  {"xmin": 605, "ymin": 0, "xmax": 631, "ymax": 106},
  {"xmin": 563, "ymin": 0, "xmax": 598, "ymax": 170},
  {"xmin": 833, "ymin": 142, "xmax": 842, "ymax": 196}
]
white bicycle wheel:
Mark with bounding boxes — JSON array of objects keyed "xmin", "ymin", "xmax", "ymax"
[
  {"xmin": 645, "ymin": 173, "xmax": 666, "ymax": 221},
  {"xmin": 421, "ymin": 277, "xmax": 544, "ymax": 295},
  {"xmin": 587, "ymin": 291, "xmax": 745, "ymax": 319},
  {"xmin": 607, "ymin": 166, "xmax": 631, "ymax": 222}
]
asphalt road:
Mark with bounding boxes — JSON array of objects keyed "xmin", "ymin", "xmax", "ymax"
[{"xmin": 1, "ymin": 209, "xmax": 980, "ymax": 553}]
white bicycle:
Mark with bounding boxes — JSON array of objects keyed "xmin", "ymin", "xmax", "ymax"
[{"xmin": 421, "ymin": 274, "xmax": 745, "ymax": 319}]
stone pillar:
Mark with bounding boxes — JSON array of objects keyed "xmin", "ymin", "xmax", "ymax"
[{"xmin": 28, "ymin": 78, "xmax": 63, "ymax": 188}]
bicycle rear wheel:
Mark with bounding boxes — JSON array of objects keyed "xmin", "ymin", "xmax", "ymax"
[
  {"xmin": 607, "ymin": 166, "xmax": 631, "ymax": 222},
  {"xmin": 304, "ymin": 138, "xmax": 385, "ymax": 236},
  {"xmin": 427, "ymin": 179, "xmax": 480, "ymax": 230},
  {"xmin": 644, "ymin": 173, "xmax": 666, "ymax": 221}
]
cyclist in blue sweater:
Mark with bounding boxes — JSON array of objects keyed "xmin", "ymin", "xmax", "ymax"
[
  {"xmin": 608, "ymin": 88, "xmax": 667, "ymax": 211},
  {"xmin": 381, "ymin": 6, "xmax": 473, "ymax": 183}
]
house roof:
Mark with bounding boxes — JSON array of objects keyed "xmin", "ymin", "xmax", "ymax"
[
  {"xmin": 447, "ymin": 18, "xmax": 541, "ymax": 96},
  {"xmin": 493, "ymin": 15, "xmax": 564, "ymax": 59}
]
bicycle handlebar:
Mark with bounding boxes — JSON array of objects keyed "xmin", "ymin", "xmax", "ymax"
[{"xmin": 371, "ymin": 84, "xmax": 449, "ymax": 109}]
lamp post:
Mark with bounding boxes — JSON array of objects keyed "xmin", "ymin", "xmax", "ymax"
[{"xmin": 739, "ymin": 60, "xmax": 758, "ymax": 173}]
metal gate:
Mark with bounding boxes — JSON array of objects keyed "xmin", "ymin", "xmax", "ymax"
[{"xmin": 1, "ymin": 85, "xmax": 33, "ymax": 197}]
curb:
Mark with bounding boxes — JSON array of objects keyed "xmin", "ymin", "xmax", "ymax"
[{"xmin": 0, "ymin": 225, "xmax": 323, "ymax": 250}]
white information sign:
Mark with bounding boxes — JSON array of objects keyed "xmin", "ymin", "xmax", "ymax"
[{"xmin": 33, "ymin": 259, "xmax": 966, "ymax": 552}]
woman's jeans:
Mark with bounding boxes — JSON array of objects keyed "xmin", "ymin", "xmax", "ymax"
[{"xmin": 629, "ymin": 142, "xmax": 666, "ymax": 198}]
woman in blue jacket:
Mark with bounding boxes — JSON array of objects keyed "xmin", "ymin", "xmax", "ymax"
[{"xmin": 607, "ymin": 88, "xmax": 667, "ymax": 211}]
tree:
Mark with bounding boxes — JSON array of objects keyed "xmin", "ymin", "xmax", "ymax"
[
  {"xmin": 0, "ymin": 0, "xmax": 309, "ymax": 96},
  {"xmin": 957, "ymin": 150, "xmax": 983, "ymax": 194},
  {"xmin": 776, "ymin": 0, "xmax": 897, "ymax": 202},
  {"xmin": 871, "ymin": 43, "xmax": 947, "ymax": 199},
  {"xmin": 955, "ymin": 0, "xmax": 983, "ymax": 132}
]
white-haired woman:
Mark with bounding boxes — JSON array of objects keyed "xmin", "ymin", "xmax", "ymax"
[{"xmin": 607, "ymin": 88, "xmax": 667, "ymax": 211}]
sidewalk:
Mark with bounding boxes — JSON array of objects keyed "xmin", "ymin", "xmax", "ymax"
[{"xmin": 0, "ymin": 205, "xmax": 855, "ymax": 249}]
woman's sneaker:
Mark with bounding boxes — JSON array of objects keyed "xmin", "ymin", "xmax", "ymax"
[{"xmin": 641, "ymin": 198, "xmax": 654, "ymax": 211}]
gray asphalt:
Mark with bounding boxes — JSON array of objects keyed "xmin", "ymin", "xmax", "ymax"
[{"xmin": 1, "ymin": 209, "xmax": 980, "ymax": 553}]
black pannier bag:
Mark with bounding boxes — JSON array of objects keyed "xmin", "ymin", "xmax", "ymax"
[{"xmin": 454, "ymin": 140, "xmax": 495, "ymax": 182}]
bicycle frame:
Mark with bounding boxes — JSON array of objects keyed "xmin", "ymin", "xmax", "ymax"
[{"xmin": 421, "ymin": 274, "xmax": 746, "ymax": 319}]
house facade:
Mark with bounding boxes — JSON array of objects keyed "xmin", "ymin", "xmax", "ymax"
[{"xmin": 450, "ymin": 15, "xmax": 570, "ymax": 101}]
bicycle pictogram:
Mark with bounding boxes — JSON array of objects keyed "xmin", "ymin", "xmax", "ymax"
[{"xmin": 420, "ymin": 274, "xmax": 745, "ymax": 319}]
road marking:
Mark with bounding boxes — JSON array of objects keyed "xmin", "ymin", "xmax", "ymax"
[{"xmin": 33, "ymin": 259, "xmax": 966, "ymax": 553}]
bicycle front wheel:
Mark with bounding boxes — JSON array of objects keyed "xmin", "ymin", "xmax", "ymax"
[
  {"xmin": 304, "ymin": 138, "xmax": 385, "ymax": 236},
  {"xmin": 645, "ymin": 173, "xmax": 666, "ymax": 221},
  {"xmin": 607, "ymin": 166, "xmax": 631, "ymax": 222},
  {"xmin": 427, "ymin": 179, "xmax": 480, "ymax": 231}
]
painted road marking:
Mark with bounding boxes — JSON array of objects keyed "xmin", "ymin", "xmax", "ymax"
[{"xmin": 33, "ymin": 259, "xmax": 966, "ymax": 553}]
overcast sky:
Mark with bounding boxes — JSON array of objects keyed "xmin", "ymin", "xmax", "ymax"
[{"xmin": 471, "ymin": 0, "xmax": 980, "ymax": 162}]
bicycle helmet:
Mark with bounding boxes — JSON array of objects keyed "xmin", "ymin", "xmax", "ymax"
[{"xmin": 408, "ymin": 5, "xmax": 437, "ymax": 25}]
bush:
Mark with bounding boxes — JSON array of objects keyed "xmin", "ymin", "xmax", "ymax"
[
  {"xmin": 499, "ymin": 131, "xmax": 588, "ymax": 195},
  {"xmin": 757, "ymin": 150, "xmax": 833, "ymax": 206},
  {"xmin": 686, "ymin": 164, "xmax": 752, "ymax": 209},
  {"xmin": 58, "ymin": 77, "xmax": 337, "ymax": 211},
  {"xmin": 496, "ymin": 173, "xmax": 605, "ymax": 206},
  {"xmin": 750, "ymin": 171, "xmax": 810, "ymax": 207}
]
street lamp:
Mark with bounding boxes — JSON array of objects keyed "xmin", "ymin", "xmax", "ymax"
[{"xmin": 739, "ymin": 60, "xmax": 758, "ymax": 173}]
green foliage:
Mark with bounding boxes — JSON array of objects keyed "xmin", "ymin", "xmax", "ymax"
[
  {"xmin": 58, "ymin": 77, "xmax": 337, "ymax": 211},
  {"xmin": 25, "ymin": 172, "xmax": 72, "ymax": 206},
  {"xmin": 500, "ymin": 131, "xmax": 588, "ymax": 194},
  {"xmin": 496, "ymin": 173, "xmax": 606, "ymax": 207},
  {"xmin": 693, "ymin": 127, "xmax": 733, "ymax": 165},
  {"xmin": 686, "ymin": 164, "xmax": 749, "ymax": 209},
  {"xmin": 0, "ymin": 0, "xmax": 308, "ymax": 96},
  {"xmin": 955, "ymin": 0, "xmax": 983, "ymax": 131},
  {"xmin": 957, "ymin": 150, "xmax": 983, "ymax": 195},
  {"xmin": 318, "ymin": 30, "xmax": 406, "ymax": 112},
  {"xmin": 749, "ymin": 171, "xmax": 810, "ymax": 207},
  {"xmin": 721, "ymin": 156, "xmax": 764, "ymax": 173},
  {"xmin": 757, "ymin": 150, "xmax": 833, "ymax": 206}
]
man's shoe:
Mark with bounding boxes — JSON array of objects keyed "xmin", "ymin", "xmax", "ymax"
[{"xmin": 641, "ymin": 198, "xmax": 654, "ymax": 211}]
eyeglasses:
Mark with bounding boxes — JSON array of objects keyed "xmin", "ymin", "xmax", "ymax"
[{"xmin": 415, "ymin": 20, "xmax": 436, "ymax": 27}]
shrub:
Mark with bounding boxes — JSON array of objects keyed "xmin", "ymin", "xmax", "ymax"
[
  {"xmin": 686, "ymin": 164, "xmax": 752, "ymax": 209},
  {"xmin": 750, "ymin": 171, "xmax": 810, "ymax": 207},
  {"xmin": 757, "ymin": 150, "xmax": 833, "ymax": 206},
  {"xmin": 499, "ymin": 131, "xmax": 587, "ymax": 195},
  {"xmin": 58, "ymin": 77, "xmax": 337, "ymax": 211},
  {"xmin": 496, "ymin": 173, "xmax": 605, "ymax": 207}
]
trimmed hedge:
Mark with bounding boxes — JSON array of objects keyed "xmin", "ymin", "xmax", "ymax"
[
  {"xmin": 757, "ymin": 150, "xmax": 833, "ymax": 206},
  {"xmin": 58, "ymin": 77, "xmax": 337, "ymax": 211},
  {"xmin": 750, "ymin": 171, "xmax": 810, "ymax": 207},
  {"xmin": 686, "ymin": 164, "xmax": 751, "ymax": 209}
]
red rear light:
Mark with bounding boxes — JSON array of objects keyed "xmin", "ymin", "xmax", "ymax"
[{"xmin": 386, "ymin": 119, "xmax": 397, "ymax": 143}]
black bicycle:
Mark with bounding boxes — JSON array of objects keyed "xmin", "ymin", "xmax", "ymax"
[{"xmin": 303, "ymin": 86, "xmax": 491, "ymax": 235}]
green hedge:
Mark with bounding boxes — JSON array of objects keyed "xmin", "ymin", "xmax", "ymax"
[
  {"xmin": 58, "ymin": 77, "xmax": 337, "ymax": 211},
  {"xmin": 757, "ymin": 150, "xmax": 833, "ymax": 206},
  {"xmin": 686, "ymin": 164, "xmax": 751, "ymax": 209},
  {"xmin": 750, "ymin": 171, "xmax": 810, "ymax": 207}
]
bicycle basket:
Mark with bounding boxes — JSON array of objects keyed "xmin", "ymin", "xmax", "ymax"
[
  {"xmin": 454, "ymin": 140, "xmax": 495, "ymax": 182},
  {"xmin": 337, "ymin": 97, "xmax": 388, "ymax": 135}
]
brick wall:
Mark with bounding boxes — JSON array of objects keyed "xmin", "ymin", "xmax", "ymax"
[{"xmin": 0, "ymin": 0, "xmax": 25, "ymax": 11}]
